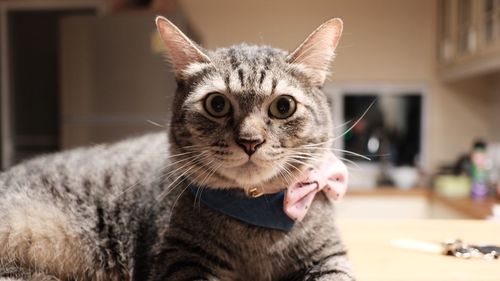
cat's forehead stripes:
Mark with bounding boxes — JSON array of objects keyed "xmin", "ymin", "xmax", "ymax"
[
  {"xmin": 183, "ymin": 75, "xmax": 226, "ymax": 105},
  {"xmin": 183, "ymin": 62, "xmax": 212, "ymax": 77},
  {"xmin": 184, "ymin": 44, "xmax": 307, "ymax": 99},
  {"xmin": 184, "ymin": 67, "xmax": 307, "ymax": 111},
  {"xmin": 214, "ymin": 45, "xmax": 288, "ymax": 92}
]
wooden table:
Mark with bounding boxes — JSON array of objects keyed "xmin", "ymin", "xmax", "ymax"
[{"xmin": 338, "ymin": 219, "xmax": 500, "ymax": 281}]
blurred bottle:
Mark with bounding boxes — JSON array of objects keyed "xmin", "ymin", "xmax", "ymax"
[
  {"xmin": 470, "ymin": 140, "xmax": 489, "ymax": 200},
  {"xmin": 486, "ymin": 143, "xmax": 500, "ymax": 199}
]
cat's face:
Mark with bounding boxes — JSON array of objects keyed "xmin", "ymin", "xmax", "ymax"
[{"xmin": 156, "ymin": 17, "xmax": 343, "ymax": 193}]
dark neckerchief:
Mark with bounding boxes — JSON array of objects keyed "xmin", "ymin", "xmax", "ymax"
[{"xmin": 189, "ymin": 186, "xmax": 295, "ymax": 232}]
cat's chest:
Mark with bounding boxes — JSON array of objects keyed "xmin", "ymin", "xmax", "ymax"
[
  {"xmin": 238, "ymin": 197, "xmax": 336, "ymax": 278},
  {"xmin": 167, "ymin": 192, "xmax": 336, "ymax": 280}
]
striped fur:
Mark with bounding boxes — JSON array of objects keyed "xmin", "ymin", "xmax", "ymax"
[{"xmin": 0, "ymin": 18, "xmax": 354, "ymax": 280}]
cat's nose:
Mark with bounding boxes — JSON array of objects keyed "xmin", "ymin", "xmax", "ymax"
[{"xmin": 236, "ymin": 137, "xmax": 265, "ymax": 156}]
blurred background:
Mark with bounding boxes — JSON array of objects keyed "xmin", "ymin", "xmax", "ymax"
[{"xmin": 1, "ymin": 0, "xmax": 500, "ymax": 220}]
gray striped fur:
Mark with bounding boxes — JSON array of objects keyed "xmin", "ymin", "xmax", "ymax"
[{"xmin": 0, "ymin": 17, "xmax": 354, "ymax": 281}]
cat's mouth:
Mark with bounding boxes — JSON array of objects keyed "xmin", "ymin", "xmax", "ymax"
[
  {"xmin": 218, "ymin": 157, "xmax": 279, "ymax": 187},
  {"xmin": 240, "ymin": 160, "xmax": 258, "ymax": 168}
]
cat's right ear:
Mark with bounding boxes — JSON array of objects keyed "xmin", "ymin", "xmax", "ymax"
[
  {"xmin": 155, "ymin": 16, "xmax": 211, "ymax": 80},
  {"xmin": 288, "ymin": 18, "xmax": 343, "ymax": 86}
]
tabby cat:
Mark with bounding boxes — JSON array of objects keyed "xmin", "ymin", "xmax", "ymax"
[{"xmin": 0, "ymin": 16, "xmax": 354, "ymax": 281}]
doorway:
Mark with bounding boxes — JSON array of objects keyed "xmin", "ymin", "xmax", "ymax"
[{"xmin": 0, "ymin": 1, "xmax": 103, "ymax": 169}]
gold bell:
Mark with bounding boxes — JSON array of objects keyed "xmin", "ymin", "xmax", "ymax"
[{"xmin": 248, "ymin": 187, "xmax": 264, "ymax": 198}]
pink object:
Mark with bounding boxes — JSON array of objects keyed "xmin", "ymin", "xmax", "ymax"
[{"xmin": 284, "ymin": 152, "xmax": 348, "ymax": 221}]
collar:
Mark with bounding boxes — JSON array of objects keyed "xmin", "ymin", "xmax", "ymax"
[
  {"xmin": 189, "ymin": 187, "xmax": 295, "ymax": 232},
  {"xmin": 189, "ymin": 152, "xmax": 348, "ymax": 232}
]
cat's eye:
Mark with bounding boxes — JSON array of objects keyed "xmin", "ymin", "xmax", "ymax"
[
  {"xmin": 269, "ymin": 95, "xmax": 297, "ymax": 119},
  {"xmin": 204, "ymin": 93, "xmax": 231, "ymax": 118}
]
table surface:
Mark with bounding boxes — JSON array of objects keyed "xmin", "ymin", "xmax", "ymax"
[{"xmin": 338, "ymin": 219, "xmax": 500, "ymax": 281}]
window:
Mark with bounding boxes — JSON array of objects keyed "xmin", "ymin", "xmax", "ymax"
[{"xmin": 328, "ymin": 86, "xmax": 426, "ymax": 168}]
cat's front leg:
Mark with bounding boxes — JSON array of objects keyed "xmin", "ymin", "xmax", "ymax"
[
  {"xmin": 150, "ymin": 230, "xmax": 234, "ymax": 281},
  {"xmin": 155, "ymin": 258, "xmax": 222, "ymax": 281},
  {"xmin": 151, "ymin": 193, "xmax": 239, "ymax": 281},
  {"xmin": 301, "ymin": 252, "xmax": 355, "ymax": 281},
  {"xmin": 0, "ymin": 264, "xmax": 62, "ymax": 281}
]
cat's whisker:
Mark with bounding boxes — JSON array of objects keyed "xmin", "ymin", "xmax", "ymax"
[
  {"xmin": 145, "ymin": 156, "xmax": 205, "ymax": 202},
  {"xmin": 332, "ymin": 119, "xmax": 353, "ymax": 132},
  {"xmin": 289, "ymin": 150, "xmax": 324, "ymax": 159},
  {"xmin": 192, "ymin": 158, "xmax": 218, "ymax": 207},
  {"xmin": 281, "ymin": 160, "xmax": 310, "ymax": 186},
  {"xmin": 299, "ymin": 141, "xmax": 332, "ymax": 148},
  {"xmin": 292, "ymin": 140, "xmax": 373, "ymax": 161},
  {"xmin": 158, "ymin": 161, "xmax": 202, "ymax": 204},
  {"xmin": 143, "ymin": 157, "xmax": 200, "ymax": 193},
  {"xmin": 192, "ymin": 167, "xmax": 212, "ymax": 208},
  {"xmin": 172, "ymin": 157, "xmax": 218, "ymax": 207},
  {"xmin": 365, "ymin": 153, "xmax": 391, "ymax": 157},
  {"xmin": 194, "ymin": 185, "xmax": 203, "ymax": 210},
  {"xmin": 292, "ymin": 101, "xmax": 376, "ymax": 159},
  {"xmin": 290, "ymin": 155, "xmax": 323, "ymax": 165},
  {"xmin": 278, "ymin": 162, "xmax": 297, "ymax": 187},
  {"xmin": 170, "ymin": 144, "xmax": 214, "ymax": 153},
  {"xmin": 298, "ymin": 146, "xmax": 372, "ymax": 161},
  {"xmin": 166, "ymin": 158, "xmax": 215, "ymax": 213},
  {"xmin": 156, "ymin": 149, "xmax": 214, "ymax": 198},
  {"xmin": 287, "ymin": 157, "xmax": 317, "ymax": 171},
  {"xmin": 289, "ymin": 150, "xmax": 324, "ymax": 156},
  {"xmin": 331, "ymin": 148, "xmax": 372, "ymax": 161},
  {"xmin": 140, "ymin": 149, "xmax": 201, "ymax": 157},
  {"xmin": 287, "ymin": 156, "xmax": 320, "ymax": 164},
  {"xmin": 168, "ymin": 184, "xmax": 193, "ymax": 215},
  {"xmin": 274, "ymin": 165, "xmax": 289, "ymax": 188},
  {"xmin": 163, "ymin": 151, "xmax": 212, "ymax": 176},
  {"xmin": 146, "ymin": 119, "xmax": 166, "ymax": 128},
  {"xmin": 111, "ymin": 163, "xmax": 174, "ymax": 200},
  {"xmin": 331, "ymin": 100, "xmax": 376, "ymax": 142},
  {"xmin": 128, "ymin": 147, "xmax": 207, "ymax": 166},
  {"xmin": 283, "ymin": 158, "xmax": 308, "ymax": 176},
  {"xmin": 289, "ymin": 152, "xmax": 323, "ymax": 163},
  {"xmin": 167, "ymin": 153, "xmax": 208, "ymax": 168},
  {"xmin": 275, "ymin": 162, "xmax": 289, "ymax": 182},
  {"xmin": 194, "ymin": 162, "xmax": 224, "ymax": 209},
  {"xmin": 110, "ymin": 153, "xmax": 204, "ymax": 201},
  {"xmin": 337, "ymin": 156, "xmax": 361, "ymax": 170},
  {"xmin": 293, "ymin": 146, "xmax": 376, "ymax": 172}
]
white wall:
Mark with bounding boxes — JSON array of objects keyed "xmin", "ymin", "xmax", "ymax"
[{"xmin": 178, "ymin": 0, "xmax": 499, "ymax": 170}]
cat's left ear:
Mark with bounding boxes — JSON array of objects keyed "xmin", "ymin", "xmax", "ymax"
[
  {"xmin": 155, "ymin": 16, "xmax": 211, "ymax": 80},
  {"xmin": 288, "ymin": 18, "xmax": 343, "ymax": 86}
]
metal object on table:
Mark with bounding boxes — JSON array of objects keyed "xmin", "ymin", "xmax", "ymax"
[{"xmin": 391, "ymin": 238, "xmax": 499, "ymax": 260}]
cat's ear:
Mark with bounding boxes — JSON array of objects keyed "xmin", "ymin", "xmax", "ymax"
[
  {"xmin": 288, "ymin": 18, "xmax": 343, "ymax": 86},
  {"xmin": 155, "ymin": 16, "xmax": 211, "ymax": 80}
]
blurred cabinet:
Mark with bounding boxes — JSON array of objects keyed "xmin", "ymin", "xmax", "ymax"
[
  {"xmin": 60, "ymin": 13, "xmax": 199, "ymax": 149},
  {"xmin": 438, "ymin": 0, "xmax": 500, "ymax": 81},
  {"xmin": 0, "ymin": 1, "xmax": 102, "ymax": 169}
]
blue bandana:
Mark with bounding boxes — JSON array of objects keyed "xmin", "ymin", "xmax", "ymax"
[{"xmin": 189, "ymin": 186, "xmax": 295, "ymax": 232}]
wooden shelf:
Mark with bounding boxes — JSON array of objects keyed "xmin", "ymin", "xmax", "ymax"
[
  {"xmin": 437, "ymin": 0, "xmax": 500, "ymax": 81},
  {"xmin": 439, "ymin": 45, "xmax": 500, "ymax": 81}
]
